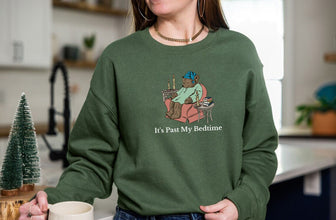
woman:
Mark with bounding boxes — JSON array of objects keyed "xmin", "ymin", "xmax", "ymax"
[{"xmin": 19, "ymin": 0, "xmax": 278, "ymax": 219}]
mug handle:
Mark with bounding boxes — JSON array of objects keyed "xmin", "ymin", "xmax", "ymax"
[{"xmin": 47, "ymin": 204, "xmax": 53, "ymax": 214}]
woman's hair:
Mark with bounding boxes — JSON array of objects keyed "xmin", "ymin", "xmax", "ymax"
[{"xmin": 130, "ymin": 0, "xmax": 229, "ymax": 32}]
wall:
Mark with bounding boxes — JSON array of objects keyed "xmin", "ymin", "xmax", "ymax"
[
  {"xmin": 283, "ymin": 0, "xmax": 336, "ymax": 126},
  {"xmin": 0, "ymin": 6, "xmax": 132, "ymax": 127}
]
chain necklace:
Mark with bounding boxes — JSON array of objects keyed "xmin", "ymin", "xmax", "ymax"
[{"xmin": 154, "ymin": 25, "xmax": 204, "ymax": 43}]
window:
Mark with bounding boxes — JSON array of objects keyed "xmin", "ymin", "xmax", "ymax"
[{"xmin": 221, "ymin": 0, "xmax": 284, "ymax": 129}]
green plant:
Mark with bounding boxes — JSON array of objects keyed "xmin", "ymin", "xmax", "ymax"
[
  {"xmin": 83, "ymin": 34, "xmax": 96, "ymax": 49},
  {"xmin": 295, "ymin": 98, "xmax": 336, "ymax": 125}
]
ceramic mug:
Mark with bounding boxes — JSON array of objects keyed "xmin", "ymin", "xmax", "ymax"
[{"xmin": 48, "ymin": 201, "xmax": 94, "ymax": 220}]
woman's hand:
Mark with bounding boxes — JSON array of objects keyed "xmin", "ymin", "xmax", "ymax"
[
  {"xmin": 19, "ymin": 191, "xmax": 49, "ymax": 220},
  {"xmin": 184, "ymin": 97, "xmax": 193, "ymax": 104},
  {"xmin": 200, "ymin": 199, "xmax": 239, "ymax": 220}
]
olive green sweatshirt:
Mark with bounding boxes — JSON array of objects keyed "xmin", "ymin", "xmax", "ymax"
[{"xmin": 45, "ymin": 27, "xmax": 278, "ymax": 220}]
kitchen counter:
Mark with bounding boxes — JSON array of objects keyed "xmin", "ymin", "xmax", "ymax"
[
  {"xmin": 1, "ymin": 136, "xmax": 336, "ymax": 219},
  {"xmin": 269, "ymin": 139, "xmax": 336, "ymax": 220},
  {"xmin": 274, "ymin": 142, "xmax": 336, "ymax": 184},
  {"xmin": 0, "ymin": 123, "xmax": 66, "ymax": 138}
]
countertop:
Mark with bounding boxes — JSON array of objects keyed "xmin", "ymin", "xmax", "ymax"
[
  {"xmin": 274, "ymin": 141, "xmax": 336, "ymax": 184},
  {"xmin": 1, "ymin": 136, "xmax": 336, "ymax": 219}
]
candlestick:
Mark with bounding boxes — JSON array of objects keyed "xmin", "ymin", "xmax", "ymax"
[{"xmin": 196, "ymin": 90, "xmax": 200, "ymax": 106}]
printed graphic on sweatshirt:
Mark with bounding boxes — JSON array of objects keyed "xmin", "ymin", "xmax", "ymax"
[{"xmin": 161, "ymin": 71, "xmax": 215, "ymax": 124}]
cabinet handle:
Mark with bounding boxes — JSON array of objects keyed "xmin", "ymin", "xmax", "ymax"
[
  {"xmin": 18, "ymin": 41, "xmax": 24, "ymax": 62},
  {"xmin": 13, "ymin": 41, "xmax": 18, "ymax": 62},
  {"xmin": 12, "ymin": 41, "xmax": 24, "ymax": 63}
]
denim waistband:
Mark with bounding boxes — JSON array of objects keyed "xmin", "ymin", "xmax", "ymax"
[{"xmin": 114, "ymin": 206, "xmax": 205, "ymax": 220}]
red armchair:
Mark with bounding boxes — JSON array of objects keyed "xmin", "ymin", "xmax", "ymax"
[{"xmin": 164, "ymin": 84, "xmax": 207, "ymax": 123}]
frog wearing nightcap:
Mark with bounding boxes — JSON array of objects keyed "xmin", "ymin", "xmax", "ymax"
[{"xmin": 166, "ymin": 71, "xmax": 202, "ymax": 119}]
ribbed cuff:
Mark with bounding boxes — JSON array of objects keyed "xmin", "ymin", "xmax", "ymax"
[
  {"xmin": 44, "ymin": 187, "xmax": 59, "ymax": 204},
  {"xmin": 225, "ymin": 184, "xmax": 256, "ymax": 220}
]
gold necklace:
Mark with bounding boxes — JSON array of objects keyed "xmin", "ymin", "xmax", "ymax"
[{"xmin": 154, "ymin": 25, "xmax": 204, "ymax": 43}]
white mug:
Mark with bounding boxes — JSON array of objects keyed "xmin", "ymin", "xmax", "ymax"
[{"xmin": 48, "ymin": 201, "xmax": 94, "ymax": 220}]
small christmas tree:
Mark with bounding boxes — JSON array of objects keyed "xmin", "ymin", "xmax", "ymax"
[
  {"xmin": 11, "ymin": 93, "xmax": 40, "ymax": 188},
  {"xmin": 0, "ymin": 134, "xmax": 23, "ymax": 193}
]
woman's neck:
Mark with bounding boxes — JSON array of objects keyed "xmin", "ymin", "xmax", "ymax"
[{"xmin": 148, "ymin": 14, "xmax": 208, "ymax": 46}]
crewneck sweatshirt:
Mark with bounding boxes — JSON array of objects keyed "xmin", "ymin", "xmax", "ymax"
[{"xmin": 45, "ymin": 27, "xmax": 278, "ymax": 220}]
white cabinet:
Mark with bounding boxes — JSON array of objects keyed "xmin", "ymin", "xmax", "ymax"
[
  {"xmin": 0, "ymin": 0, "xmax": 51, "ymax": 68},
  {"xmin": 0, "ymin": 0, "xmax": 11, "ymax": 65}
]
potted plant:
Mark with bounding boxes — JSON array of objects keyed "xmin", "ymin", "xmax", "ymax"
[
  {"xmin": 296, "ymin": 98, "xmax": 336, "ymax": 136},
  {"xmin": 83, "ymin": 33, "xmax": 96, "ymax": 62}
]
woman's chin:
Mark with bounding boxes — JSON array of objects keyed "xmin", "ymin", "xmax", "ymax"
[{"xmin": 150, "ymin": 8, "xmax": 173, "ymax": 17}]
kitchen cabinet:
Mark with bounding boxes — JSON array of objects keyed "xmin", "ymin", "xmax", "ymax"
[
  {"xmin": 266, "ymin": 140, "xmax": 336, "ymax": 220},
  {"xmin": 0, "ymin": 0, "xmax": 51, "ymax": 68}
]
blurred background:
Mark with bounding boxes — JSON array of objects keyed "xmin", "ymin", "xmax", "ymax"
[
  {"xmin": 0, "ymin": 0, "xmax": 335, "ymax": 220},
  {"xmin": 0, "ymin": 0, "xmax": 335, "ymax": 130}
]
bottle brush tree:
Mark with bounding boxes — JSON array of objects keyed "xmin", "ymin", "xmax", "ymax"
[
  {"xmin": 11, "ymin": 93, "xmax": 40, "ymax": 185},
  {"xmin": 0, "ymin": 135, "xmax": 23, "ymax": 191}
]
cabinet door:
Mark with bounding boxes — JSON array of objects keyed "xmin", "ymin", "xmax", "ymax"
[
  {"xmin": 0, "ymin": 0, "xmax": 51, "ymax": 68},
  {"xmin": 0, "ymin": 0, "xmax": 13, "ymax": 65},
  {"xmin": 11, "ymin": 0, "xmax": 51, "ymax": 68}
]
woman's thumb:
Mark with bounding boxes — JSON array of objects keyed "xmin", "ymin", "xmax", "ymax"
[
  {"xmin": 200, "ymin": 200, "xmax": 226, "ymax": 213},
  {"xmin": 36, "ymin": 191, "xmax": 49, "ymax": 212}
]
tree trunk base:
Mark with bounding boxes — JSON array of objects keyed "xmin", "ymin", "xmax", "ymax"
[
  {"xmin": 19, "ymin": 184, "xmax": 35, "ymax": 192},
  {"xmin": 1, "ymin": 189, "xmax": 19, "ymax": 197}
]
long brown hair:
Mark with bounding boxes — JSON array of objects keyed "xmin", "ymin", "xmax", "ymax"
[{"xmin": 131, "ymin": 0, "xmax": 229, "ymax": 32}]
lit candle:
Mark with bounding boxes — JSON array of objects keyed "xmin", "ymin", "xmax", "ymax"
[
  {"xmin": 168, "ymin": 80, "xmax": 170, "ymax": 90},
  {"xmin": 196, "ymin": 90, "xmax": 200, "ymax": 106},
  {"xmin": 173, "ymin": 75, "xmax": 176, "ymax": 90}
]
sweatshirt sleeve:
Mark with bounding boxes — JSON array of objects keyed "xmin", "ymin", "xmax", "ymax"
[
  {"xmin": 226, "ymin": 66, "xmax": 278, "ymax": 220},
  {"xmin": 190, "ymin": 84, "xmax": 203, "ymax": 103},
  {"xmin": 45, "ymin": 55, "xmax": 120, "ymax": 204}
]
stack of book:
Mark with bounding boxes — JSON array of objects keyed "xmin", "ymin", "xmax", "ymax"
[{"xmin": 203, "ymin": 97, "xmax": 213, "ymax": 106}]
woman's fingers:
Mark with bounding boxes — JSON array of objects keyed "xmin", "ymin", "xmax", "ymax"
[
  {"xmin": 19, "ymin": 200, "xmax": 36, "ymax": 215},
  {"xmin": 204, "ymin": 213, "xmax": 223, "ymax": 220},
  {"xmin": 19, "ymin": 202, "xmax": 44, "ymax": 215},
  {"xmin": 30, "ymin": 204, "xmax": 44, "ymax": 215},
  {"xmin": 36, "ymin": 191, "xmax": 48, "ymax": 212},
  {"xmin": 18, "ymin": 203, "xmax": 45, "ymax": 220},
  {"xmin": 19, "ymin": 214, "xmax": 48, "ymax": 220},
  {"xmin": 19, "ymin": 191, "xmax": 49, "ymax": 220},
  {"xmin": 200, "ymin": 199, "xmax": 238, "ymax": 220},
  {"xmin": 31, "ymin": 213, "xmax": 48, "ymax": 220}
]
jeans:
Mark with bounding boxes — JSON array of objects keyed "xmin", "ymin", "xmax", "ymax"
[{"xmin": 113, "ymin": 206, "xmax": 205, "ymax": 220}]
